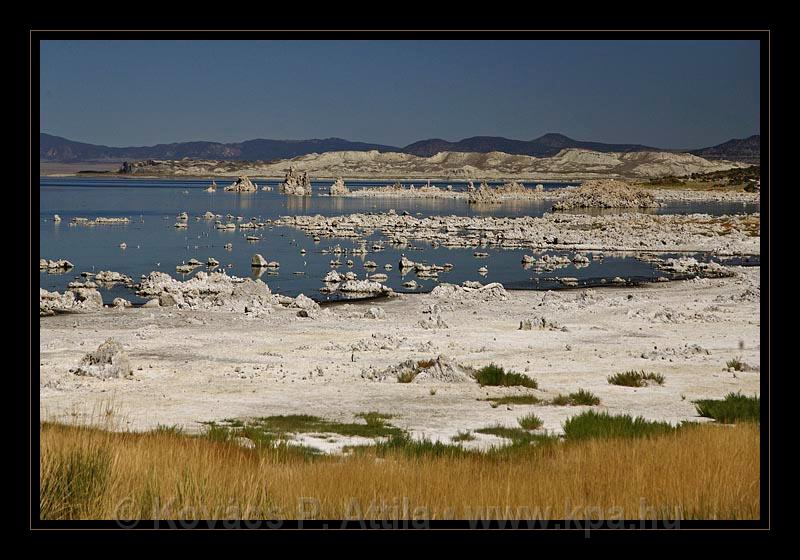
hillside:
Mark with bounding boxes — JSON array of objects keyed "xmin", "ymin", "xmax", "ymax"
[
  {"xmin": 402, "ymin": 133, "xmax": 658, "ymax": 158},
  {"xmin": 39, "ymin": 133, "xmax": 399, "ymax": 163},
  {"xmin": 689, "ymin": 135, "xmax": 761, "ymax": 164},
  {"xmin": 117, "ymin": 148, "xmax": 749, "ymax": 180}
]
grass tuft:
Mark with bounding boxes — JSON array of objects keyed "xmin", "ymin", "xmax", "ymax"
[
  {"xmin": 450, "ymin": 430, "xmax": 476, "ymax": 442},
  {"xmin": 551, "ymin": 389, "xmax": 601, "ymax": 406},
  {"xmin": 607, "ymin": 370, "xmax": 665, "ymax": 387},
  {"xmin": 40, "ymin": 435, "xmax": 112, "ymax": 520},
  {"xmin": 473, "ymin": 364, "xmax": 538, "ymax": 389},
  {"xmin": 517, "ymin": 414, "xmax": 543, "ymax": 430},
  {"xmin": 397, "ymin": 370, "xmax": 418, "ymax": 383},
  {"xmin": 694, "ymin": 392, "xmax": 759, "ymax": 423},
  {"xmin": 726, "ymin": 358, "xmax": 744, "ymax": 371}
]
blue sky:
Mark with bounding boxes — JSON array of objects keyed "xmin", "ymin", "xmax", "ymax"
[{"xmin": 40, "ymin": 40, "xmax": 760, "ymax": 149}]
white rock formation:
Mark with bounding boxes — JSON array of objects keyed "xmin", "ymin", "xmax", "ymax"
[
  {"xmin": 279, "ymin": 167, "xmax": 312, "ymax": 196},
  {"xmin": 224, "ymin": 175, "xmax": 257, "ymax": 192},
  {"xmin": 329, "ymin": 177, "xmax": 349, "ymax": 196}
]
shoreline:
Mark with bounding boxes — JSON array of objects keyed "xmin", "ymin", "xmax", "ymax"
[{"xmin": 40, "ymin": 267, "xmax": 760, "ymax": 449}]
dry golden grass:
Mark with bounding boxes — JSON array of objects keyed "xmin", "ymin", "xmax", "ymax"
[{"xmin": 40, "ymin": 421, "xmax": 759, "ymax": 521}]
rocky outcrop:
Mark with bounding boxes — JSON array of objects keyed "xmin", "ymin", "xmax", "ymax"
[
  {"xmin": 224, "ymin": 175, "xmax": 257, "ymax": 192},
  {"xmin": 134, "ymin": 270, "xmax": 323, "ymax": 314},
  {"xmin": 93, "ymin": 270, "xmax": 133, "ymax": 285},
  {"xmin": 40, "ymin": 287, "xmax": 103, "ymax": 316},
  {"xmin": 70, "ymin": 217, "xmax": 130, "ymax": 225},
  {"xmin": 364, "ymin": 306, "xmax": 386, "ymax": 319},
  {"xmin": 551, "ymin": 179, "xmax": 659, "ymax": 210},
  {"xmin": 251, "ymin": 254, "xmax": 269, "ymax": 267},
  {"xmin": 466, "ymin": 180, "xmax": 545, "ymax": 204},
  {"xmin": 338, "ymin": 279, "xmax": 393, "ymax": 295},
  {"xmin": 112, "ymin": 297, "xmax": 132, "ymax": 308},
  {"xmin": 431, "ymin": 281, "xmax": 509, "ymax": 302},
  {"xmin": 366, "ymin": 355, "xmax": 473, "ymax": 383},
  {"xmin": 39, "ymin": 259, "xmax": 74, "ymax": 270},
  {"xmin": 329, "ymin": 177, "xmax": 349, "ymax": 196},
  {"xmin": 279, "ymin": 167, "xmax": 312, "ymax": 196},
  {"xmin": 72, "ymin": 338, "xmax": 132, "ymax": 379}
]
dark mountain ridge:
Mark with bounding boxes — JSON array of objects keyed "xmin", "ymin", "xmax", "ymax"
[{"xmin": 40, "ymin": 132, "xmax": 760, "ymax": 164}]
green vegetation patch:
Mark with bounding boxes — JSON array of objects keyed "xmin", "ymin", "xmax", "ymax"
[
  {"xmin": 607, "ymin": 370, "xmax": 665, "ymax": 387},
  {"xmin": 517, "ymin": 414, "xmax": 543, "ymax": 430},
  {"xmin": 694, "ymin": 392, "xmax": 760, "ymax": 423},
  {"xmin": 481, "ymin": 395, "xmax": 543, "ymax": 406},
  {"xmin": 473, "ymin": 364, "xmax": 538, "ymax": 389},
  {"xmin": 450, "ymin": 430, "xmax": 476, "ymax": 442},
  {"xmin": 563, "ymin": 411, "xmax": 675, "ymax": 440},
  {"xmin": 203, "ymin": 412, "xmax": 404, "ymax": 450},
  {"xmin": 551, "ymin": 389, "xmax": 601, "ymax": 406}
]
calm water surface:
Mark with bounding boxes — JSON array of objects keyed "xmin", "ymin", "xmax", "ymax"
[{"xmin": 39, "ymin": 177, "xmax": 760, "ymax": 302}]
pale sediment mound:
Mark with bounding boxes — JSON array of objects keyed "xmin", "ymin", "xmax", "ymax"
[
  {"xmin": 224, "ymin": 175, "xmax": 257, "ymax": 192},
  {"xmin": 279, "ymin": 166, "xmax": 312, "ymax": 196},
  {"xmin": 431, "ymin": 281, "xmax": 509, "ymax": 302},
  {"xmin": 367, "ymin": 355, "xmax": 474, "ymax": 383},
  {"xmin": 71, "ymin": 338, "xmax": 133, "ymax": 379},
  {"xmin": 551, "ymin": 179, "xmax": 659, "ymax": 210},
  {"xmin": 40, "ymin": 287, "xmax": 103, "ymax": 316}
]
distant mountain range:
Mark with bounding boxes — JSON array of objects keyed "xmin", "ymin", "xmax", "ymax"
[
  {"xmin": 39, "ymin": 132, "xmax": 760, "ymax": 165},
  {"xmin": 687, "ymin": 135, "xmax": 761, "ymax": 164}
]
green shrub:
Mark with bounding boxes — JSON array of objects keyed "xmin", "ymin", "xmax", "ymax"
[
  {"xmin": 607, "ymin": 370, "xmax": 665, "ymax": 387},
  {"xmin": 473, "ymin": 364, "xmax": 538, "ymax": 388},
  {"xmin": 517, "ymin": 414, "xmax": 543, "ymax": 430},
  {"xmin": 568, "ymin": 389, "xmax": 600, "ymax": 405},
  {"xmin": 550, "ymin": 389, "xmax": 601, "ymax": 406},
  {"xmin": 397, "ymin": 370, "xmax": 418, "ymax": 383},
  {"xmin": 726, "ymin": 358, "xmax": 744, "ymax": 371}
]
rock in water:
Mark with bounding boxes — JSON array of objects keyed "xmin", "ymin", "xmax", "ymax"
[
  {"xmin": 73, "ymin": 338, "xmax": 133, "ymax": 379},
  {"xmin": 329, "ymin": 177, "xmax": 349, "ymax": 196},
  {"xmin": 279, "ymin": 166, "xmax": 312, "ymax": 196},
  {"xmin": 251, "ymin": 254, "xmax": 269, "ymax": 267},
  {"xmin": 224, "ymin": 175, "xmax": 257, "ymax": 192}
]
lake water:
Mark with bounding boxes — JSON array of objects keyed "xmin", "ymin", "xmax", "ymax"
[{"xmin": 39, "ymin": 177, "xmax": 760, "ymax": 303}]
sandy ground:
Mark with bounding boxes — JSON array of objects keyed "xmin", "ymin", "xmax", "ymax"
[{"xmin": 39, "ymin": 266, "xmax": 760, "ymax": 449}]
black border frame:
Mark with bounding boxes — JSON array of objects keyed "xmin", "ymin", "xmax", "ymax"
[{"xmin": 18, "ymin": 22, "xmax": 775, "ymax": 543}]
